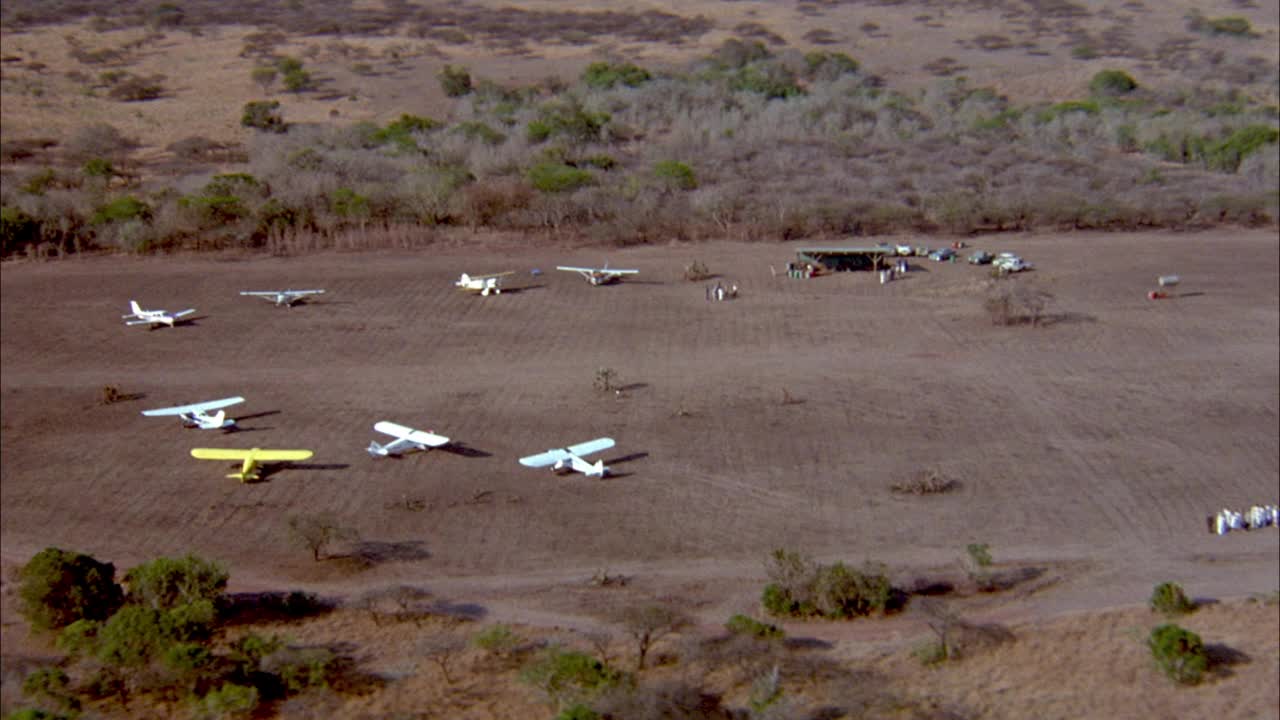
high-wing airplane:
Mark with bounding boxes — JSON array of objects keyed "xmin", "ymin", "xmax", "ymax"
[
  {"xmin": 456, "ymin": 271, "xmax": 513, "ymax": 296},
  {"xmin": 519, "ymin": 437, "xmax": 615, "ymax": 478},
  {"xmin": 556, "ymin": 265, "xmax": 639, "ymax": 286},
  {"xmin": 122, "ymin": 300, "xmax": 195, "ymax": 328},
  {"xmin": 368, "ymin": 421, "xmax": 450, "ymax": 457},
  {"xmin": 190, "ymin": 447, "xmax": 313, "ymax": 482},
  {"xmin": 141, "ymin": 397, "xmax": 244, "ymax": 430},
  {"xmin": 239, "ymin": 289, "xmax": 325, "ymax": 307}
]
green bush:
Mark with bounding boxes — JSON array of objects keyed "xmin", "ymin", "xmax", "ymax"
[
  {"xmin": 1149, "ymin": 582, "xmax": 1196, "ymax": 616},
  {"xmin": 531, "ymin": 102, "xmax": 611, "ymax": 144},
  {"xmin": 520, "ymin": 646, "xmax": 621, "ymax": 709},
  {"xmin": 725, "ymin": 614, "xmax": 784, "ymax": 640},
  {"xmin": 653, "ymin": 160, "xmax": 697, "ymax": 191},
  {"xmin": 95, "ymin": 605, "xmax": 177, "ymax": 667},
  {"xmin": 17, "ymin": 548, "xmax": 123, "ymax": 632},
  {"xmin": 1148, "ymin": 623, "xmax": 1208, "ymax": 685},
  {"xmin": 804, "ymin": 51, "xmax": 859, "ymax": 81},
  {"xmin": 528, "ymin": 162, "xmax": 593, "ymax": 193},
  {"xmin": 472, "ymin": 624, "xmax": 522, "ymax": 656},
  {"xmin": 1036, "ymin": 100, "xmax": 1100, "ymax": 123},
  {"xmin": 1089, "ymin": 70, "xmax": 1137, "ymax": 97},
  {"xmin": 198, "ymin": 683, "xmax": 259, "ymax": 718},
  {"xmin": 581, "ymin": 61, "xmax": 652, "ymax": 90},
  {"xmin": 282, "ymin": 69, "xmax": 312, "ymax": 93},
  {"xmin": 82, "ymin": 157, "xmax": 115, "ymax": 178},
  {"xmin": 373, "ymin": 113, "xmax": 440, "ymax": 149},
  {"xmin": 1204, "ymin": 125, "xmax": 1279, "ymax": 172},
  {"xmin": 730, "ymin": 64, "xmax": 803, "ymax": 99},
  {"xmin": 761, "ymin": 549, "xmax": 895, "ymax": 620},
  {"xmin": 1, "ymin": 206, "xmax": 41, "ymax": 256},
  {"xmin": 240, "ymin": 100, "xmax": 285, "ymax": 133},
  {"xmin": 329, "ymin": 188, "xmax": 371, "ymax": 218},
  {"xmin": 91, "ymin": 196, "xmax": 151, "ymax": 225},
  {"xmin": 453, "ymin": 120, "xmax": 506, "ymax": 145},
  {"xmin": 124, "ymin": 554, "xmax": 228, "ymax": 610},
  {"xmin": 555, "ymin": 705, "xmax": 600, "ymax": 720},
  {"xmin": 438, "ymin": 64, "xmax": 473, "ymax": 97},
  {"xmin": 812, "ymin": 562, "xmax": 893, "ymax": 619}
]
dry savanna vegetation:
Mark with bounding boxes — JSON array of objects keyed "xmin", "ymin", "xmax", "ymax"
[
  {"xmin": 0, "ymin": 0, "xmax": 1277, "ymax": 257},
  {"xmin": 1, "ymin": 1, "xmax": 1278, "ymax": 719}
]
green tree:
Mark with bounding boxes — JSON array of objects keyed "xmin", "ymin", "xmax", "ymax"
[
  {"xmin": 124, "ymin": 554, "xmax": 228, "ymax": 610},
  {"xmin": 17, "ymin": 548, "xmax": 123, "ymax": 632},
  {"xmin": 615, "ymin": 604, "xmax": 690, "ymax": 670},
  {"xmin": 241, "ymin": 100, "xmax": 285, "ymax": 133},
  {"xmin": 520, "ymin": 646, "xmax": 621, "ymax": 709}
]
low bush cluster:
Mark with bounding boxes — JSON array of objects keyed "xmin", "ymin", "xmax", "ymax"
[{"xmin": 760, "ymin": 549, "xmax": 898, "ymax": 620}]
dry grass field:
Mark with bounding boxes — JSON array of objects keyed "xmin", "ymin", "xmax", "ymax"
[{"xmin": 2, "ymin": 229, "xmax": 1278, "ymax": 717}]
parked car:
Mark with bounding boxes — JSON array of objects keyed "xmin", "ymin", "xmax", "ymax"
[
  {"xmin": 968, "ymin": 250, "xmax": 993, "ymax": 265},
  {"xmin": 895, "ymin": 244, "xmax": 914, "ymax": 256},
  {"xmin": 928, "ymin": 248, "xmax": 956, "ymax": 262},
  {"xmin": 1000, "ymin": 258, "xmax": 1032, "ymax": 272}
]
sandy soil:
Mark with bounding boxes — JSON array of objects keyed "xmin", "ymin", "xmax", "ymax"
[{"xmin": 2, "ymin": 229, "xmax": 1278, "ymax": 716}]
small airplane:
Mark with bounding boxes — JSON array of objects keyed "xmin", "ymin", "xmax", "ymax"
[
  {"xmin": 556, "ymin": 264, "xmax": 639, "ymax": 286},
  {"xmin": 190, "ymin": 447, "xmax": 313, "ymax": 482},
  {"xmin": 122, "ymin": 300, "xmax": 195, "ymax": 329},
  {"xmin": 368, "ymin": 421, "xmax": 450, "ymax": 457},
  {"xmin": 456, "ymin": 271, "xmax": 513, "ymax": 296},
  {"xmin": 519, "ymin": 437, "xmax": 615, "ymax": 478},
  {"xmin": 239, "ymin": 289, "xmax": 325, "ymax": 307},
  {"xmin": 141, "ymin": 397, "xmax": 244, "ymax": 430}
]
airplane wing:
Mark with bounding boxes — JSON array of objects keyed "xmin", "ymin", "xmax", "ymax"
[
  {"xmin": 171, "ymin": 309, "xmax": 196, "ymax": 318},
  {"xmin": 567, "ymin": 437, "xmax": 615, "ymax": 457},
  {"xmin": 191, "ymin": 448, "xmax": 252, "ymax": 460},
  {"xmin": 240, "ymin": 291, "xmax": 277, "ymax": 297},
  {"xmin": 604, "ymin": 269, "xmax": 639, "ymax": 276},
  {"xmin": 250, "ymin": 449, "xmax": 314, "ymax": 461},
  {"xmin": 520, "ymin": 438, "xmax": 615, "ymax": 467},
  {"xmin": 142, "ymin": 396, "xmax": 244, "ymax": 417},
  {"xmin": 519, "ymin": 448, "xmax": 571, "ymax": 468},
  {"xmin": 471, "ymin": 271, "xmax": 514, "ymax": 280},
  {"xmin": 374, "ymin": 421, "xmax": 449, "ymax": 447},
  {"xmin": 285, "ymin": 289, "xmax": 325, "ymax": 296},
  {"xmin": 556, "ymin": 266, "xmax": 594, "ymax": 273}
]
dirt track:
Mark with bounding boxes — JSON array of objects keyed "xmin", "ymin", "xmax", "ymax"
[{"xmin": 2, "ymin": 230, "xmax": 1277, "ymax": 633}]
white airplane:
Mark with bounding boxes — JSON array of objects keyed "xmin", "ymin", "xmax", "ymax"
[
  {"xmin": 556, "ymin": 264, "xmax": 639, "ymax": 286},
  {"xmin": 456, "ymin": 271, "xmax": 513, "ymax": 296},
  {"xmin": 141, "ymin": 396, "xmax": 244, "ymax": 430},
  {"xmin": 122, "ymin": 300, "xmax": 195, "ymax": 328},
  {"xmin": 368, "ymin": 421, "xmax": 450, "ymax": 457},
  {"xmin": 239, "ymin": 289, "xmax": 325, "ymax": 307},
  {"xmin": 519, "ymin": 437, "xmax": 615, "ymax": 478}
]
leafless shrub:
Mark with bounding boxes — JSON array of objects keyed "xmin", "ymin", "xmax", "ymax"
[
  {"xmin": 100, "ymin": 385, "xmax": 122, "ymax": 405},
  {"xmin": 613, "ymin": 602, "xmax": 692, "ymax": 670},
  {"xmin": 684, "ymin": 260, "xmax": 711, "ymax": 281},
  {"xmin": 984, "ymin": 282, "xmax": 1054, "ymax": 326},
  {"xmin": 417, "ymin": 632, "xmax": 468, "ymax": 684},
  {"xmin": 64, "ymin": 123, "xmax": 140, "ymax": 163},
  {"xmin": 892, "ymin": 468, "xmax": 959, "ymax": 495}
]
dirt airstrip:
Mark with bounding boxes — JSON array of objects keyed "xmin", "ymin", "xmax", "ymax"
[{"xmin": 2, "ymin": 230, "xmax": 1278, "ymax": 714}]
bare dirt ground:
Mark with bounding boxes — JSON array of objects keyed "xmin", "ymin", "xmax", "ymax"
[{"xmin": 2, "ymin": 229, "xmax": 1278, "ymax": 716}]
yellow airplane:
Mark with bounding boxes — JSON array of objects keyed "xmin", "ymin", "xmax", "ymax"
[{"xmin": 190, "ymin": 447, "xmax": 313, "ymax": 482}]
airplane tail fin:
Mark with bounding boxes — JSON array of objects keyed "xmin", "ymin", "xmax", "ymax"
[
  {"xmin": 367, "ymin": 441, "xmax": 389, "ymax": 458},
  {"xmin": 130, "ymin": 300, "xmax": 143, "ymax": 316},
  {"xmin": 590, "ymin": 460, "xmax": 608, "ymax": 478},
  {"xmin": 209, "ymin": 410, "xmax": 225, "ymax": 428}
]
